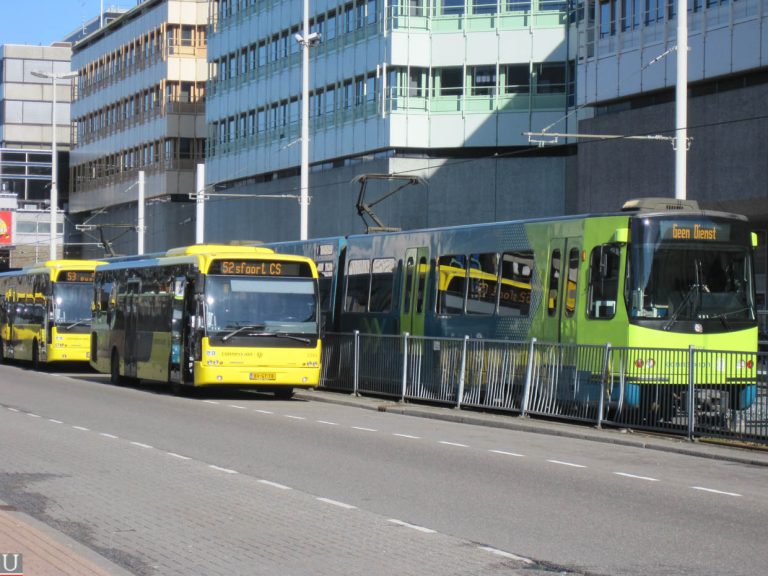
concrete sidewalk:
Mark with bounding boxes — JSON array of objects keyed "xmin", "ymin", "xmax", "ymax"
[
  {"xmin": 0, "ymin": 500, "xmax": 131, "ymax": 576},
  {"xmin": 295, "ymin": 388, "xmax": 768, "ymax": 468}
]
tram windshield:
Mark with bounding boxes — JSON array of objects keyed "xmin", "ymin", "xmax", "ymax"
[
  {"xmin": 627, "ymin": 216, "xmax": 756, "ymax": 329},
  {"xmin": 204, "ymin": 275, "xmax": 318, "ymax": 336},
  {"xmin": 53, "ymin": 282, "xmax": 94, "ymax": 329}
]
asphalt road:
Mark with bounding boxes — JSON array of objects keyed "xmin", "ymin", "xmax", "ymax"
[{"xmin": 1, "ymin": 362, "xmax": 767, "ymax": 575}]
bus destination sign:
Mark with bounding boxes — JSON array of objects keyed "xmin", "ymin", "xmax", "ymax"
[
  {"xmin": 211, "ymin": 259, "xmax": 311, "ymax": 277},
  {"xmin": 660, "ymin": 221, "xmax": 729, "ymax": 242},
  {"xmin": 60, "ymin": 270, "xmax": 95, "ymax": 283}
]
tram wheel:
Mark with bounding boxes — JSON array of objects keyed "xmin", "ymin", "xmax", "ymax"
[{"xmin": 32, "ymin": 341, "xmax": 41, "ymax": 371}]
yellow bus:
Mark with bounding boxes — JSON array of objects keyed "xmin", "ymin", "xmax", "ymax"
[
  {"xmin": 0, "ymin": 260, "xmax": 104, "ymax": 368},
  {"xmin": 90, "ymin": 244, "xmax": 322, "ymax": 397}
]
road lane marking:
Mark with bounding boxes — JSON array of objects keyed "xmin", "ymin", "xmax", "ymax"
[
  {"xmin": 72, "ymin": 426, "xmax": 90, "ymax": 431},
  {"xmin": 254, "ymin": 409, "xmax": 273, "ymax": 414},
  {"xmin": 393, "ymin": 433, "xmax": 420, "ymax": 439},
  {"xmin": 203, "ymin": 400, "xmax": 219, "ymax": 405},
  {"xmin": 100, "ymin": 433, "xmax": 119, "ymax": 439},
  {"xmin": 317, "ymin": 497, "xmax": 357, "ymax": 510},
  {"xmin": 130, "ymin": 442, "xmax": 153, "ymax": 449},
  {"xmin": 490, "ymin": 450, "xmax": 525, "ymax": 457},
  {"xmin": 317, "ymin": 420, "xmax": 338, "ymax": 426},
  {"xmin": 439, "ymin": 441, "xmax": 468, "ymax": 448},
  {"xmin": 167, "ymin": 452, "xmax": 191, "ymax": 460},
  {"xmin": 48, "ymin": 419, "xmax": 63, "ymax": 424},
  {"xmin": 209, "ymin": 465, "xmax": 238, "ymax": 474},
  {"xmin": 692, "ymin": 486, "xmax": 741, "ymax": 497},
  {"xmin": 388, "ymin": 519, "xmax": 436, "ymax": 534},
  {"xmin": 228, "ymin": 405, "xmax": 246, "ymax": 410},
  {"xmin": 547, "ymin": 460, "xmax": 586, "ymax": 468},
  {"xmin": 352, "ymin": 426, "xmax": 377, "ymax": 432},
  {"xmin": 258, "ymin": 480, "xmax": 291, "ymax": 490},
  {"xmin": 8, "ymin": 408, "xmax": 19, "ymax": 412},
  {"xmin": 479, "ymin": 546, "xmax": 534, "ymax": 564},
  {"xmin": 285, "ymin": 415, "xmax": 305, "ymax": 420},
  {"xmin": 615, "ymin": 472, "xmax": 660, "ymax": 482},
  {"xmin": 27, "ymin": 413, "xmax": 41, "ymax": 418}
]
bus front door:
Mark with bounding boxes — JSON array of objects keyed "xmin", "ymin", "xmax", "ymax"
[
  {"xmin": 400, "ymin": 247, "xmax": 429, "ymax": 336},
  {"xmin": 169, "ymin": 277, "xmax": 186, "ymax": 383}
]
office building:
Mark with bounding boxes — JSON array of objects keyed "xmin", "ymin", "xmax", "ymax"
[
  {"xmin": 204, "ymin": 0, "xmax": 578, "ymax": 242},
  {"xmin": 68, "ymin": 0, "xmax": 209, "ymax": 257},
  {"xmin": 0, "ymin": 43, "xmax": 71, "ymax": 268}
]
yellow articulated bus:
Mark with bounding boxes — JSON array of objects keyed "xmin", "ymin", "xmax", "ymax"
[
  {"xmin": 0, "ymin": 260, "xmax": 104, "ymax": 368},
  {"xmin": 90, "ymin": 244, "xmax": 322, "ymax": 397}
]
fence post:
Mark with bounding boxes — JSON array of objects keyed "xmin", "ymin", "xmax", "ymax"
[
  {"xmin": 353, "ymin": 330, "xmax": 360, "ymax": 397},
  {"xmin": 597, "ymin": 343, "xmax": 611, "ymax": 429},
  {"xmin": 401, "ymin": 332, "xmax": 409, "ymax": 402},
  {"xmin": 521, "ymin": 338, "xmax": 537, "ymax": 416},
  {"xmin": 687, "ymin": 345, "xmax": 695, "ymax": 440},
  {"xmin": 456, "ymin": 335, "xmax": 469, "ymax": 409}
]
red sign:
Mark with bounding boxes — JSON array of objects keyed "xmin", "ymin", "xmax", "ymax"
[{"xmin": 0, "ymin": 211, "xmax": 12, "ymax": 245}]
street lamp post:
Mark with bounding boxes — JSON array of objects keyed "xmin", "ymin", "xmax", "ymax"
[
  {"xmin": 31, "ymin": 69, "xmax": 77, "ymax": 261},
  {"xmin": 294, "ymin": 1, "xmax": 320, "ymax": 241}
]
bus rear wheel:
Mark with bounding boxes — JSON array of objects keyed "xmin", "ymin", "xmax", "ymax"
[{"xmin": 111, "ymin": 350, "xmax": 125, "ymax": 386}]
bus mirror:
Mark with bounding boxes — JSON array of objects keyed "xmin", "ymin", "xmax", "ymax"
[
  {"xmin": 752, "ymin": 232, "xmax": 759, "ymax": 248},
  {"xmin": 612, "ymin": 228, "xmax": 629, "ymax": 244}
]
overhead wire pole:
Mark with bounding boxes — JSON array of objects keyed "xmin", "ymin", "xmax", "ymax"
[
  {"xmin": 137, "ymin": 170, "xmax": 145, "ymax": 254},
  {"xmin": 300, "ymin": 0, "xmax": 310, "ymax": 240},
  {"xmin": 675, "ymin": 0, "xmax": 688, "ymax": 200},
  {"xmin": 196, "ymin": 163, "xmax": 205, "ymax": 244}
]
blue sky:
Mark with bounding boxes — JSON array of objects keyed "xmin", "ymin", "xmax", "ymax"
[{"xmin": 0, "ymin": 1, "xmax": 133, "ymax": 46}]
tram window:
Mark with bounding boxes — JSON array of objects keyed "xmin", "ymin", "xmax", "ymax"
[
  {"xmin": 499, "ymin": 251, "xmax": 533, "ymax": 316},
  {"xmin": 564, "ymin": 247, "xmax": 579, "ymax": 317},
  {"xmin": 438, "ymin": 254, "xmax": 466, "ymax": 315},
  {"xmin": 345, "ymin": 259, "xmax": 371, "ymax": 312},
  {"xmin": 588, "ymin": 245, "xmax": 620, "ymax": 319},
  {"xmin": 548, "ymin": 249, "xmax": 561, "ymax": 316},
  {"xmin": 369, "ymin": 258, "xmax": 396, "ymax": 312},
  {"xmin": 416, "ymin": 257, "xmax": 428, "ymax": 313},
  {"xmin": 467, "ymin": 253, "xmax": 498, "ymax": 315},
  {"xmin": 403, "ymin": 256, "xmax": 415, "ymax": 313}
]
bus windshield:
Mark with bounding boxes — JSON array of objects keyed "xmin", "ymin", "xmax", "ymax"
[
  {"xmin": 627, "ymin": 217, "xmax": 756, "ymax": 328},
  {"xmin": 205, "ymin": 275, "xmax": 318, "ymax": 336},
  {"xmin": 53, "ymin": 282, "xmax": 94, "ymax": 329}
]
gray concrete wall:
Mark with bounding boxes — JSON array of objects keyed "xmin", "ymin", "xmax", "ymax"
[
  {"xmin": 575, "ymin": 82, "xmax": 768, "ymax": 218},
  {"xmin": 203, "ymin": 153, "xmax": 571, "ymax": 244}
]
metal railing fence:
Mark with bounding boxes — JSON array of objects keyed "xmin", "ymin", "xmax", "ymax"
[{"xmin": 319, "ymin": 332, "xmax": 768, "ymax": 445}]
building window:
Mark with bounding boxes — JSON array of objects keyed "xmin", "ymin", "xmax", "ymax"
[
  {"xmin": 471, "ymin": 66, "xmax": 496, "ymax": 96},
  {"xmin": 439, "ymin": 67, "xmax": 464, "ymax": 96}
]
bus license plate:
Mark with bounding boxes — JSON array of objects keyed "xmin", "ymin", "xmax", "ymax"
[{"xmin": 250, "ymin": 372, "xmax": 276, "ymax": 381}]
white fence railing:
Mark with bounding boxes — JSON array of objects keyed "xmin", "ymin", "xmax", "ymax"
[{"xmin": 320, "ymin": 332, "xmax": 768, "ymax": 444}]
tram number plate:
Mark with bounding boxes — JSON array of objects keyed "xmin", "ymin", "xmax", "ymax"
[{"xmin": 250, "ymin": 372, "xmax": 276, "ymax": 381}]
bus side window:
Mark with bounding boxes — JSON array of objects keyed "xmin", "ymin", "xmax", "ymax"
[
  {"xmin": 437, "ymin": 254, "xmax": 466, "ymax": 315},
  {"xmin": 499, "ymin": 251, "xmax": 533, "ymax": 316},
  {"xmin": 416, "ymin": 256, "xmax": 427, "ymax": 314},
  {"xmin": 467, "ymin": 253, "xmax": 498, "ymax": 316},
  {"xmin": 564, "ymin": 247, "xmax": 579, "ymax": 318},
  {"xmin": 369, "ymin": 258, "xmax": 396, "ymax": 313},
  {"xmin": 547, "ymin": 249, "xmax": 561, "ymax": 316},
  {"xmin": 587, "ymin": 245, "xmax": 620, "ymax": 319},
  {"xmin": 345, "ymin": 259, "xmax": 371, "ymax": 312}
]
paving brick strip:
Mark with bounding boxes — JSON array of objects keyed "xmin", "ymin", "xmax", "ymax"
[{"xmin": 0, "ymin": 502, "xmax": 132, "ymax": 576}]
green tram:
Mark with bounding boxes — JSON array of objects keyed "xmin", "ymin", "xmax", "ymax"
[{"xmin": 269, "ymin": 198, "xmax": 758, "ymax": 413}]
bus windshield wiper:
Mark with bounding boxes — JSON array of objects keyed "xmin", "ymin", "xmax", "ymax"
[
  {"xmin": 663, "ymin": 284, "xmax": 700, "ymax": 331},
  {"xmin": 62, "ymin": 318, "xmax": 92, "ymax": 331},
  {"xmin": 221, "ymin": 324, "xmax": 266, "ymax": 342},
  {"xmin": 249, "ymin": 332, "xmax": 312, "ymax": 344}
]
